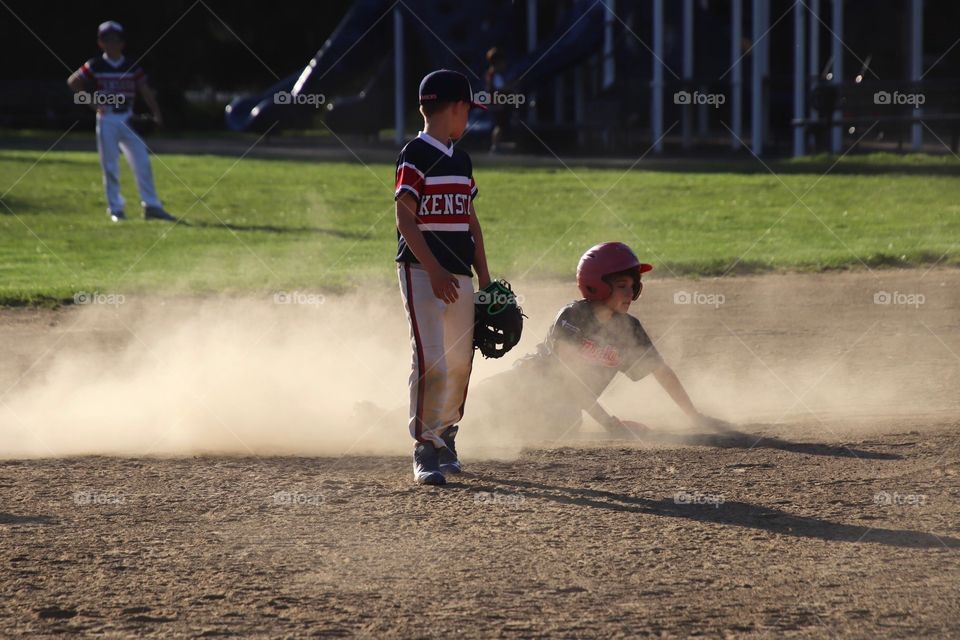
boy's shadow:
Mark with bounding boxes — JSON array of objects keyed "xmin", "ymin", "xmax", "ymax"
[
  {"xmin": 639, "ymin": 424, "xmax": 903, "ymax": 460},
  {"xmin": 0, "ymin": 512, "xmax": 57, "ymax": 525},
  {"xmin": 464, "ymin": 476, "xmax": 958, "ymax": 549},
  {"xmin": 180, "ymin": 220, "xmax": 369, "ymax": 238}
]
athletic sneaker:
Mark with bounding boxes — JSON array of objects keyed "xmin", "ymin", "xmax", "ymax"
[
  {"xmin": 109, "ymin": 211, "xmax": 126, "ymax": 222},
  {"xmin": 438, "ymin": 425, "xmax": 461, "ymax": 474},
  {"xmin": 413, "ymin": 442, "xmax": 446, "ymax": 486},
  {"xmin": 144, "ymin": 206, "xmax": 177, "ymax": 222}
]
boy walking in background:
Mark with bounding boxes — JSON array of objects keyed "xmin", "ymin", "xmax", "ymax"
[
  {"xmin": 67, "ymin": 21, "xmax": 175, "ymax": 223},
  {"xmin": 395, "ymin": 69, "xmax": 490, "ymax": 486}
]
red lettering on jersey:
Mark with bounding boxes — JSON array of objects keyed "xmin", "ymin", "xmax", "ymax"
[{"xmin": 579, "ymin": 339, "xmax": 621, "ymax": 368}]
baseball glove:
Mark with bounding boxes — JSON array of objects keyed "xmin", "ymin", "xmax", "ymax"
[{"xmin": 474, "ymin": 279, "xmax": 525, "ymax": 359}]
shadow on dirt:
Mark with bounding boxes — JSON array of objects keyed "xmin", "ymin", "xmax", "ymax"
[
  {"xmin": 465, "ymin": 476, "xmax": 958, "ymax": 549},
  {"xmin": 181, "ymin": 220, "xmax": 370, "ymax": 238},
  {"xmin": 0, "ymin": 513, "xmax": 58, "ymax": 525},
  {"xmin": 642, "ymin": 426, "xmax": 904, "ymax": 460}
]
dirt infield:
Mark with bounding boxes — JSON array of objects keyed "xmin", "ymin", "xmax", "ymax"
[{"xmin": 1, "ymin": 269, "xmax": 959, "ymax": 637}]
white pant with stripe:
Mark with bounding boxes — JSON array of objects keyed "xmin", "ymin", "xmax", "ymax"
[
  {"xmin": 96, "ymin": 113, "xmax": 162, "ymax": 214},
  {"xmin": 398, "ymin": 262, "xmax": 475, "ymax": 448}
]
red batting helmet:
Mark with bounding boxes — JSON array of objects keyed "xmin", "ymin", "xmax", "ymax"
[{"xmin": 576, "ymin": 242, "xmax": 653, "ymax": 301}]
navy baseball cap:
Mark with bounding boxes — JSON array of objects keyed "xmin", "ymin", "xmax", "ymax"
[
  {"xmin": 419, "ymin": 69, "xmax": 487, "ymax": 110},
  {"xmin": 98, "ymin": 21, "xmax": 124, "ymax": 38}
]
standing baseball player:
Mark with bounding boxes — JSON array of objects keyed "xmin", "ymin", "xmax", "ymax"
[
  {"xmin": 395, "ymin": 69, "xmax": 490, "ymax": 486},
  {"xmin": 67, "ymin": 21, "xmax": 175, "ymax": 223}
]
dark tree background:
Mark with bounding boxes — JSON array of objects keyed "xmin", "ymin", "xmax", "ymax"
[
  {"xmin": 1, "ymin": 1, "xmax": 958, "ymax": 134},
  {"xmin": 0, "ymin": 1, "xmax": 354, "ymax": 128}
]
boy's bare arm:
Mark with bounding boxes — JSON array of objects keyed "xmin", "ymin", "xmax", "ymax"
[
  {"xmin": 136, "ymin": 78, "xmax": 163, "ymax": 125},
  {"xmin": 66, "ymin": 72, "xmax": 86, "ymax": 92},
  {"xmin": 396, "ymin": 192, "xmax": 460, "ymax": 303},
  {"xmin": 67, "ymin": 72, "xmax": 99, "ymax": 113},
  {"xmin": 653, "ymin": 364, "xmax": 698, "ymax": 416},
  {"xmin": 653, "ymin": 363, "xmax": 729, "ymax": 429},
  {"xmin": 468, "ymin": 202, "xmax": 491, "ymax": 289},
  {"xmin": 585, "ymin": 402, "xmax": 618, "ymax": 430}
]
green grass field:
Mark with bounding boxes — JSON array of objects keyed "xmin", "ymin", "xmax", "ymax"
[{"xmin": 1, "ymin": 148, "xmax": 958, "ymax": 305}]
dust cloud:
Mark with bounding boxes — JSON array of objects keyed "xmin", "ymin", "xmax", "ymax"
[
  {"xmin": 0, "ymin": 293, "xmax": 413, "ymax": 459},
  {"xmin": 0, "ymin": 270, "xmax": 956, "ymax": 460}
]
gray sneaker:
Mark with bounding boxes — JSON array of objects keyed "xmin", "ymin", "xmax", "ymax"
[
  {"xmin": 144, "ymin": 206, "xmax": 177, "ymax": 222},
  {"xmin": 413, "ymin": 442, "xmax": 446, "ymax": 486},
  {"xmin": 438, "ymin": 425, "xmax": 461, "ymax": 475}
]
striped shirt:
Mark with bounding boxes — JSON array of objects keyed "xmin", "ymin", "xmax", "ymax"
[
  {"xmin": 76, "ymin": 54, "xmax": 145, "ymax": 113},
  {"xmin": 394, "ymin": 132, "xmax": 478, "ymax": 276}
]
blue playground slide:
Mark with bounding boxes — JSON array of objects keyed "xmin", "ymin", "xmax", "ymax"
[
  {"xmin": 224, "ymin": 0, "xmax": 605, "ymax": 133},
  {"xmin": 501, "ymin": 1, "xmax": 604, "ymax": 89},
  {"xmin": 225, "ymin": 0, "xmax": 393, "ymax": 131}
]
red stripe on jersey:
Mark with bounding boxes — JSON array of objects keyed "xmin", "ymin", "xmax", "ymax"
[
  {"xmin": 395, "ymin": 165, "xmax": 424, "ymax": 197},
  {"xmin": 422, "ymin": 182, "xmax": 472, "ymax": 196},
  {"xmin": 416, "ymin": 213, "xmax": 471, "ymax": 225}
]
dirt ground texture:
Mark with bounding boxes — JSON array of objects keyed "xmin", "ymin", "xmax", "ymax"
[{"xmin": 1, "ymin": 268, "xmax": 959, "ymax": 638}]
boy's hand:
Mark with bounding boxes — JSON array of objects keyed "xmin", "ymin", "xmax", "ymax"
[
  {"xmin": 152, "ymin": 111, "xmax": 163, "ymax": 127},
  {"xmin": 427, "ymin": 266, "xmax": 460, "ymax": 303}
]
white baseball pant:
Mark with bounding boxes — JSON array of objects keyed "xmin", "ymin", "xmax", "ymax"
[
  {"xmin": 96, "ymin": 113, "xmax": 162, "ymax": 214},
  {"xmin": 398, "ymin": 262, "xmax": 476, "ymax": 448}
]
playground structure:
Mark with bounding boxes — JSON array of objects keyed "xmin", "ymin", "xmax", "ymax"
[{"xmin": 225, "ymin": 0, "xmax": 958, "ymax": 157}]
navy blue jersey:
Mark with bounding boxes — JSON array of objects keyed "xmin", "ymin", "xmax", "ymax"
[
  {"xmin": 516, "ymin": 300, "xmax": 663, "ymax": 405},
  {"xmin": 394, "ymin": 132, "xmax": 478, "ymax": 276},
  {"xmin": 76, "ymin": 55, "xmax": 144, "ymax": 113}
]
